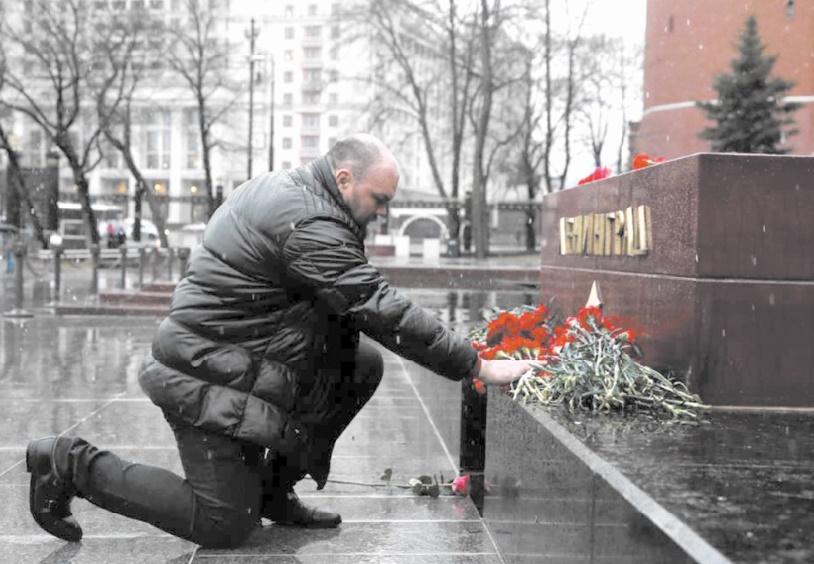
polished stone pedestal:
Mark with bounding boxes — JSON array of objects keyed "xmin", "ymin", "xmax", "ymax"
[
  {"xmin": 540, "ymin": 153, "xmax": 814, "ymax": 407},
  {"xmin": 482, "ymin": 391, "xmax": 814, "ymax": 563}
]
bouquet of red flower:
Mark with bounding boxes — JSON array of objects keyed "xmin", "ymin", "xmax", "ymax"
[
  {"xmin": 577, "ymin": 166, "xmax": 612, "ymax": 185},
  {"xmin": 632, "ymin": 153, "xmax": 667, "ymax": 170},
  {"xmin": 575, "ymin": 153, "xmax": 668, "ymax": 187},
  {"xmin": 471, "ymin": 304, "xmax": 708, "ymax": 420}
]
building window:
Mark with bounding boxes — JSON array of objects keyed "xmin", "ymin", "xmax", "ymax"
[
  {"xmin": 329, "ymin": 93, "xmax": 338, "ymax": 105},
  {"xmin": 148, "ymin": 109, "xmax": 172, "ymax": 125},
  {"xmin": 328, "ymin": 115, "xmax": 338, "ymax": 127},
  {"xmin": 284, "ymin": 71, "xmax": 293, "ymax": 83},
  {"xmin": 282, "ymin": 161, "xmax": 292, "ymax": 169},
  {"xmin": 131, "ymin": 0, "xmax": 144, "ymax": 9},
  {"xmin": 302, "ymin": 136, "xmax": 319, "ymax": 148},
  {"xmin": 667, "ymin": 15, "xmax": 674, "ymax": 32},
  {"xmin": 283, "ymin": 93, "xmax": 293, "ymax": 105},
  {"xmin": 282, "ymin": 138, "xmax": 292, "ymax": 149},
  {"xmin": 184, "ymin": 109, "xmax": 201, "ymax": 169},
  {"xmin": 329, "ymin": 47, "xmax": 338, "ymax": 60},
  {"xmin": 308, "ymin": 4, "xmax": 317, "ymax": 15},
  {"xmin": 302, "ymin": 113, "xmax": 320, "ymax": 128},
  {"xmin": 331, "ymin": 25, "xmax": 340, "ymax": 39},
  {"xmin": 328, "ymin": 137, "xmax": 336, "ymax": 148},
  {"xmin": 147, "ymin": 131, "xmax": 171, "ymax": 169},
  {"xmin": 304, "ymin": 25, "xmax": 321, "ymax": 37},
  {"xmin": 328, "ymin": 70, "xmax": 338, "ymax": 82},
  {"xmin": 285, "ymin": 26, "xmax": 294, "ymax": 39},
  {"xmin": 786, "ymin": 0, "xmax": 795, "ymax": 19},
  {"xmin": 303, "ymin": 69, "xmax": 321, "ymax": 82},
  {"xmin": 303, "ymin": 92, "xmax": 320, "ymax": 104},
  {"xmin": 283, "ymin": 115, "xmax": 293, "ymax": 127},
  {"xmin": 145, "ymin": 110, "xmax": 172, "ymax": 170},
  {"xmin": 284, "ymin": 50, "xmax": 294, "ymax": 62},
  {"xmin": 331, "ymin": 3, "xmax": 339, "ymax": 14},
  {"xmin": 304, "ymin": 47, "xmax": 321, "ymax": 59},
  {"xmin": 25, "ymin": 129, "xmax": 44, "ymax": 168},
  {"xmin": 186, "ymin": 130, "xmax": 201, "ymax": 169},
  {"xmin": 284, "ymin": 5, "xmax": 294, "ymax": 16},
  {"xmin": 102, "ymin": 140, "xmax": 123, "ymax": 169}
]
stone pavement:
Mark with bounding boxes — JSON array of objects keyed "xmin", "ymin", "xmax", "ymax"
[{"xmin": 0, "ymin": 313, "xmax": 504, "ymax": 563}]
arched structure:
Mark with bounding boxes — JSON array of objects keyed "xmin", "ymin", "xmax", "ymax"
[{"xmin": 397, "ymin": 214, "xmax": 449, "ymax": 239}]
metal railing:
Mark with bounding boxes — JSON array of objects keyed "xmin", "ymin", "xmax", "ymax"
[{"xmin": 30, "ymin": 244, "xmax": 191, "ymax": 304}]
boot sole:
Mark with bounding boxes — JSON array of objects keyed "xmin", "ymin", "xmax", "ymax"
[{"xmin": 274, "ymin": 518, "xmax": 342, "ymax": 529}]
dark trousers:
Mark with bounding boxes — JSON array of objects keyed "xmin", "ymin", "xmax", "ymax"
[{"xmin": 60, "ymin": 341, "xmax": 383, "ymax": 548}]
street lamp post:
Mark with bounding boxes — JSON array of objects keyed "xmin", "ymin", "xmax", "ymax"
[
  {"xmin": 4, "ymin": 239, "xmax": 33, "ymax": 317},
  {"xmin": 268, "ymin": 53, "xmax": 275, "ymax": 172},
  {"xmin": 4, "ymin": 195, "xmax": 33, "ymax": 318},
  {"xmin": 247, "ymin": 18, "xmax": 258, "ymax": 180},
  {"xmin": 49, "ymin": 233, "xmax": 63, "ymax": 306}
]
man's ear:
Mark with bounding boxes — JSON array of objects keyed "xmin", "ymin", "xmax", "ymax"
[{"xmin": 335, "ymin": 168, "xmax": 351, "ymax": 190}]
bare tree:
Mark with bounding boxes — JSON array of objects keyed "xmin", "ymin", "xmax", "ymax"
[
  {"xmin": 93, "ymin": 9, "xmax": 170, "ymax": 248},
  {"xmin": 467, "ymin": 0, "xmax": 530, "ymax": 258},
  {"xmin": 0, "ymin": 0, "xmax": 112, "ymax": 246},
  {"xmin": 1, "ymin": 51, "xmax": 48, "ymax": 245},
  {"xmin": 358, "ymin": 0, "xmax": 528, "ymax": 257},
  {"xmin": 167, "ymin": 0, "xmax": 239, "ymax": 220},
  {"xmin": 468, "ymin": 0, "xmax": 498, "ymax": 259},
  {"xmin": 575, "ymin": 34, "xmax": 642, "ymax": 171},
  {"xmin": 577, "ymin": 35, "xmax": 615, "ymax": 167},
  {"xmin": 529, "ymin": 0, "xmax": 593, "ymax": 196},
  {"xmin": 615, "ymin": 42, "xmax": 643, "ymax": 172},
  {"xmin": 0, "ymin": 118, "xmax": 48, "ymax": 247},
  {"xmin": 350, "ymin": 0, "xmax": 477, "ymax": 249},
  {"xmin": 497, "ymin": 0, "xmax": 601, "ymax": 250},
  {"xmin": 446, "ymin": 0, "xmax": 477, "ymax": 249},
  {"xmin": 516, "ymin": 53, "xmax": 545, "ymax": 251}
]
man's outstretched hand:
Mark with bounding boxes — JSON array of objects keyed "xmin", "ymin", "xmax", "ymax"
[{"xmin": 476, "ymin": 358, "xmax": 533, "ymax": 386}]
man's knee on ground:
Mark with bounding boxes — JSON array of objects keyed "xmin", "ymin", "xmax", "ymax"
[
  {"xmin": 193, "ymin": 506, "xmax": 257, "ymax": 549},
  {"xmin": 356, "ymin": 342, "xmax": 384, "ymax": 386}
]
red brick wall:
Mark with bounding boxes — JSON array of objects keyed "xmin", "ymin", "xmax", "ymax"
[{"xmin": 636, "ymin": 0, "xmax": 814, "ymax": 158}]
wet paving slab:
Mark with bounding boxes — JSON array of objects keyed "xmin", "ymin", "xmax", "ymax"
[{"xmin": 0, "ymin": 310, "xmax": 505, "ymax": 564}]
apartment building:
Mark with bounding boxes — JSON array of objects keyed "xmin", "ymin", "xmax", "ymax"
[
  {"xmin": 3, "ymin": 0, "xmax": 524, "ymax": 246},
  {"xmin": 1, "ymin": 0, "xmax": 372, "ymax": 227}
]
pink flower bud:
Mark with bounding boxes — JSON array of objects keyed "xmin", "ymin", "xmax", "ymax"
[{"xmin": 451, "ymin": 474, "xmax": 471, "ymax": 495}]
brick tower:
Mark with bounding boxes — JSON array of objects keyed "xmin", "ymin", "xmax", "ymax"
[{"xmin": 635, "ymin": 0, "xmax": 813, "ymax": 158}]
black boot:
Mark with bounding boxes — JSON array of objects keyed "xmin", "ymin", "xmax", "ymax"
[
  {"xmin": 25, "ymin": 437, "xmax": 83, "ymax": 542},
  {"xmin": 260, "ymin": 487, "xmax": 341, "ymax": 528}
]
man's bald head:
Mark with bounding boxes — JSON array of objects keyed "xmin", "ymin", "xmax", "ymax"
[
  {"xmin": 326, "ymin": 134, "xmax": 399, "ymax": 181},
  {"xmin": 327, "ymin": 134, "xmax": 400, "ymax": 226}
]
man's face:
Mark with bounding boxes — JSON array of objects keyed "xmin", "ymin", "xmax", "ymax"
[{"xmin": 336, "ymin": 160, "xmax": 398, "ymax": 226}]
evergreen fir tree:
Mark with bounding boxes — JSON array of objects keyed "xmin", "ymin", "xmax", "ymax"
[{"xmin": 697, "ymin": 15, "xmax": 800, "ymax": 154}]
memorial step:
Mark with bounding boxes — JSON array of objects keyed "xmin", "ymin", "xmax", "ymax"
[{"xmin": 99, "ymin": 290, "xmax": 173, "ymax": 306}]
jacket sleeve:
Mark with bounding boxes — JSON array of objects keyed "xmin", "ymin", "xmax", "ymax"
[{"xmin": 281, "ymin": 217, "xmax": 478, "ymax": 381}]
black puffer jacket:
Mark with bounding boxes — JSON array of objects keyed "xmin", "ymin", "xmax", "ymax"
[{"xmin": 139, "ymin": 157, "xmax": 478, "ymax": 453}]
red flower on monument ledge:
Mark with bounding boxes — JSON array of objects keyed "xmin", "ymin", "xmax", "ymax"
[
  {"xmin": 632, "ymin": 153, "xmax": 667, "ymax": 170},
  {"xmin": 577, "ymin": 166, "xmax": 612, "ymax": 185}
]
